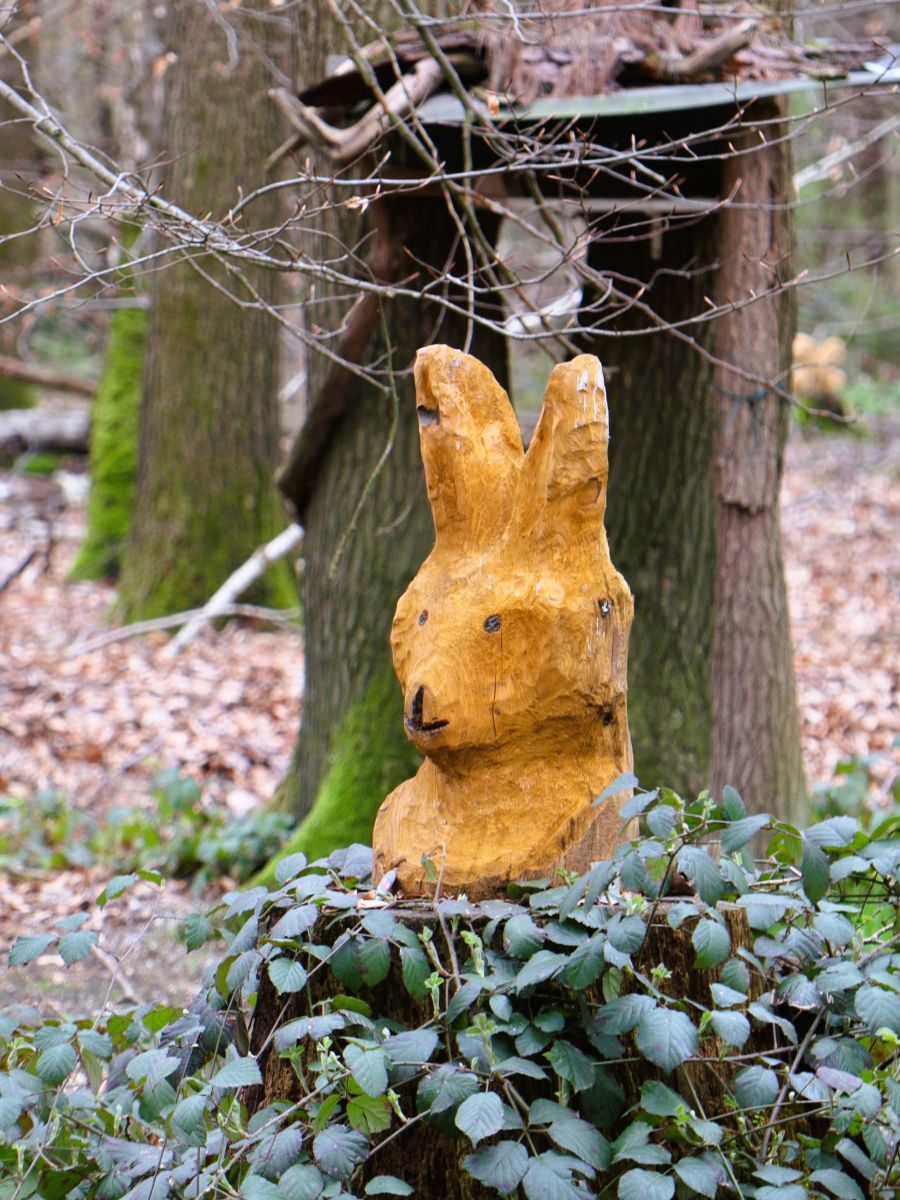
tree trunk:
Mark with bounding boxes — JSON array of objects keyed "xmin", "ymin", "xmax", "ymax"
[
  {"xmin": 711, "ymin": 107, "xmax": 806, "ymax": 823},
  {"xmin": 247, "ymin": 901, "xmax": 763, "ymax": 1197},
  {"xmin": 69, "ymin": 304, "xmax": 145, "ymax": 580},
  {"xmin": 273, "ymin": 198, "xmax": 509, "ymax": 864},
  {"xmin": 116, "ymin": 0, "xmax": 294, "ymax": 621},
  {"xmin": 580, "ymin": 218, "xmax": 718, "ymax": 797},
  {"xmin": 268, "ymin": 0, "xmax": 509, "ymax": 866}
]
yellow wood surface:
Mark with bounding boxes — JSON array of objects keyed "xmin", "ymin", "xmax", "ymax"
[{"xmin": 373, "ymin": 346, "xmax": 634, "ymax": 897}]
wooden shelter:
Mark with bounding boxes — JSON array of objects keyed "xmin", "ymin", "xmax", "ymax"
[{"xmin": 272, "ymin": 1, "xmax": 898, "ymax": 839}]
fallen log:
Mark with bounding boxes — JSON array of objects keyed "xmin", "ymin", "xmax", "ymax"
[
  {"xmin": 0, "ymin": 353, "xmax": 96, "ymax": 398},
  {"xmin": 0, "ymin": 407, "xmax": 91, "ymax": 461}
]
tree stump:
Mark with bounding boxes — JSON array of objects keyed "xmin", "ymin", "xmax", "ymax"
[
  {"xmin": 373, "ymin": 347, "xmax": 635, "ymax": 898},
  {"xmin": 246, "ymin": 896, "xmax": 767, "ymax": 1200}
]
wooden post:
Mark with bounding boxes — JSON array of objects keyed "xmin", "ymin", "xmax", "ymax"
[{"xmin": 373, "ymin": 346, "xmax": 635, "ymax": 898}]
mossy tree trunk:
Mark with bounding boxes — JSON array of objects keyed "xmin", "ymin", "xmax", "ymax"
[
  {"xmin": 271, "ymin": 197, "xmax": 509, "ymax": 871},
  {"xmin": 70, "ymin": 302, "xmax": 145, "ymax": 580},
  {"xmin": 116, "ymin": 0, "xmax": 294, "ymax": 621},
  {"xmin": 0, "ymin": 1, "xmax": 40, "ymax": 411},
  {"xmin": 267, "ymin": 0, "xmax": 508, "ymax": 868},
  {"xmin": 580, "ymin": 219, "xmax": 719, "ymax": 798}
]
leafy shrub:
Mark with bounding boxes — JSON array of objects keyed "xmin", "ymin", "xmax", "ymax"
[
  {"xmin": 2, "ymin": 783, "xmax": 898, "ymax": 1199},
  {"xmin": 0, "ymin": 768, "xmax": 291, "ymax": 884}
]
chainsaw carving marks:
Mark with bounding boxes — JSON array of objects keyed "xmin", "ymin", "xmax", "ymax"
[{"xmin": 373, "ymin": 345, "xmax": 635, "ymax": 897}]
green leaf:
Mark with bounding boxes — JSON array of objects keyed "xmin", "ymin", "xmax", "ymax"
[
  {"xmin": 813, "ymin": 913, "xmax": 855, "ymax": 947},
  {"xmin": 170, "ymin": 1093, "xmax": 209, "ymax": 1145},
  {"xmin": 269, "ymin": 957, "xmax": 308, "ymax": 995},
  {"xmin": 270, "ymin": 904, "xmax": 319, "ymax": 941},
  {"xmin": 855, "ymin": 985, "xmax": 900, "ymax": 1035},
  {"xmin": 313, "ymin": 1125, "xmax": 369, "ymax": 1179},
  {"xmin": 97, "ymin": 873, "xmax": 138, "ymax": 907},
  {"xmin": 516, "ymin": 950, "xmax": 568, "ymax": 992},
  {"xmin": 0, "ymin": 1095, "xmax": 23, "ymax": 1129},
  {"xmin": 78, "ymin": 1029, "xmax": 112, "ymax": 1058},
  {"xmin": 594, "ymin": 772, "xmax": 639, "ymax": 808},
  {"xmin": 523, "ymin": 1153, "xmax": 592, "ymax": 1200},
  {"xmin": 674, "ymin": 1157, "xmax": 721, "ymax": 1198},
  {"xmin": 709, "ymin": 983, "xmax": 746, "ymax": 1008},
  {"xmin": 621, "ymin": 790, "xmax": 658, "ymax": 821},
  {"xmin": 806, "ymin": 816, "xmax": 857, "ymax": 848},
  {"xmin": 455, "ymin": 1091, "xmax": 504, "ymax": 1147},
  {"xmin": 8, "ymin": 933, "xmax": 55, "ymax": 966},
  {"xmin": 504, "ymin": 915, "xmax": 546, "ymax": 960},
  {"xmin": 719, "ymin": 958, "xmax": 750, "ymax": 993},
  {"xmin": 279, "ymin": 1163, "xmax": 325, "ymax": 1200},
  {"xmin": 549, "ymin": 1118, "xmax": 611, "ymax": 1169},
  {"xmin": 677, "ymin": 848, "xmax": 724, "ymax": 908},
  {"xmin": 184, "ymin": 912, "xmax": 213, "ymax": 951},
  {"xmin": 647, "ymin": 806, "xmax": 676, "ymax": 840},
  {"xmin": 692, "ymin": 920, "xmax": 730, "ymax": 969},
  {"xmin": 384, "ymin": 1028, "xmax": 440, "ymax": 1066},
  {"xmin": 720, "ymin": 786, "xmax": 746, "ymax": 820},
  {"xmin": 365, "ymin": 1177, "xmax": 414, "ymax": 1196},
  {"xmin": 639, "ymin": 1081, "xmax": 686, "ymax": 1117},
  {"xmin": 710, "ymin": 1010, "xmax": 750, "ymax": 1048},
  {"xmin": 811, "ymin": 1169, "xmax": 864, "ymax": 1200},
  {"xmin": 447, "ymin": 979, "xmax": 484, "ymax": 1023},
  {"xmin": 635, "ymin": 1008, "xmax": 698, "ymax": 1073},
  {"xmin": 548, "ymin": 1040, "xmax": 595, "ymax": 1092},
  {"xmin": 463, "ymin": 1141, "xmax": 529, "ymax": 1195},
  {"xmin": 57, "ymin": 926, "xmax": 98, "ymax": 964},
  {"xmin": 596, "ymin": 994, "xmax": 655, "ymax": 1034},
  {"xmin": 345, "ymin": 1044, "xmax": 388, "ymax": 1099},
  {"xmin": 347, "ymin": 1092, "xmax": 392, "ymax": 1134},
  {"xmin": 734, "ymin": 1066, "xmax": 779, "ymax": 1108},
  {"xmin": 816, "ymin": 961, "xmax": 864, "ymax": 994},
  {"xmin": 618, "ymin": 1169, "xmax": 674, "ymax": 1200},
  {"xmin": 400, "ymin": 946, "xmax": 431, "ymax": 1000},
  {"xmin": 126, "ymin": 1048, "xmax": 179, "ymax": 1086},
  {"xmin": 330, "ymin": 937, "xmax": 364, "ymax": 990},
  {"xmin": 241, "ymin": 1175, "xmax": 283, "ymax": 1200},
  {"xmin": 801, "ymin": 834, "xmax": 830, "ymax": 903},
  {"xmin": 210, "ymin": 1055, "xmax": 262, "ymax": 1089},
  {"xmin": 275, "ymin": 852, "xmax": 308, "ymax": 885},
  {"xmin": 720, "ymin": 815, "xmax": 770, "ymax": 854},
  {"xmin": 357, "ymin": 937, "xmax": 392, "ymax": 987},
  {"xmin": 36, "ymin": 1041, "xmax": 76, "ymax": 1085}
]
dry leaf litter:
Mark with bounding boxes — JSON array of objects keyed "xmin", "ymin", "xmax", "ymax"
[{"xmin": 0, "ymin": 416, "xmax": 897, "ymax": 1013}]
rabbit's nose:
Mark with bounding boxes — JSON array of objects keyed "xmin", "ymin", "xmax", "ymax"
[{"xmin": 405, "ymin": 684, "xmax": 449, "ymax": 737}]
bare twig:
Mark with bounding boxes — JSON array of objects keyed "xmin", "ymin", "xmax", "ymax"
[
  {"xmin": 163, "ymin": 523, "xmax": 303, "ymax": 657},
  {"xmin": 69, "ymin": 600, "xmax": 302, "ymax": 657}
]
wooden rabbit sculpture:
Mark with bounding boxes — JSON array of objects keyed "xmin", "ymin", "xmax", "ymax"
[{"xmin": 372, "ymin": 345, "xmax": 634, "ymax": 897}]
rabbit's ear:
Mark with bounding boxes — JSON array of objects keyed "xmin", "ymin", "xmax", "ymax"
[
  {"xmin": 519, "ymin": 355, "xmax": 609, "ymax": 538},
  {"xmin": 415, "ymin": 345, "xmax": 523, "ymax": 550}
]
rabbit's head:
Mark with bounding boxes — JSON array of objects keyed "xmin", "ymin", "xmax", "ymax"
[{"xmin": 391, "ymin": 345, "xmax": 632, "ymax": 762}]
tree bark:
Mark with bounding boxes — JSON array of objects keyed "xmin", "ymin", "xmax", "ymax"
[
  {"xmin": 116, "ymin": 0, "xmax": 294, "ymax": 620},
  {"xmin": 711, "ymin": 107, "xmax": 806, "ymax": 823},
  {"xmin": 274, "ymin": 197, "xmax": 509, "ymax": 861},
  {"xmin": 580, "ymin": 218, "xmax": 719, "ymax": 797},
  {"xmin": 269, "ymin": 0, "xmax": 509, "ymax": 865}
]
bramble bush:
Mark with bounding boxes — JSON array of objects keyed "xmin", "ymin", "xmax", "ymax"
[{"xmin": 2, "ymin": 780, "xmax": 899, "ymax": 1199}]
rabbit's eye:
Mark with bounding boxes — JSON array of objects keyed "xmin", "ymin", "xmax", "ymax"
[
  {"xmin": 418, "ymin": 610, "xmax": 428, "ymax": 625},
  {"xmin": 597, "ymin": 599, "xmax": 611, "ymax": 616},
  {"xmin": 483, "ymin": 614, "xmax": 501, "ymax": 633}
]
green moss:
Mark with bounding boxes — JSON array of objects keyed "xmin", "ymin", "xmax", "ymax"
[
  {"xmin": 69, "ymin": 307, "xmax": 145, "ymax": 581},
  {"xmin": 22, "ymin": 452, "xmax": 62, "ymax": 475},
  {"xmin": 255, "ymin": 668, "xmax": 420, "ymax": 888},
  {"xmin": 0, "ymin": 376, "xmax": 35, "ymax": 411}
]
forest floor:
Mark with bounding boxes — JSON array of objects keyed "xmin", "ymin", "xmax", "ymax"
[{"xmin": 0, "ymin": 415, "xmax": 898, "ymax": 1017}]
